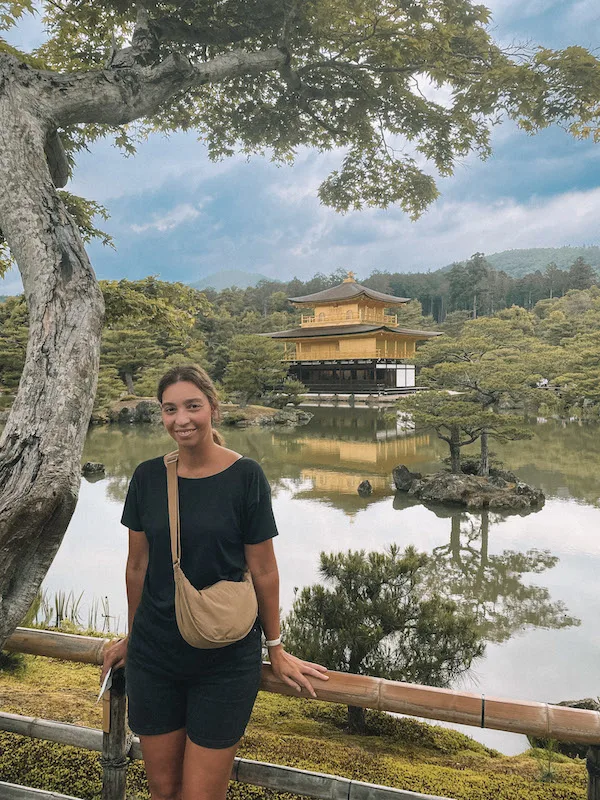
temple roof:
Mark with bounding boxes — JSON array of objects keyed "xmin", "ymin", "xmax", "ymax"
[
  {"xmin": 264, "ymin": 324, "xmax": 441, "ymax": 339},
  {"xmin": 288, "ymin": 277, "xmax": 410, "ymax": 306}
]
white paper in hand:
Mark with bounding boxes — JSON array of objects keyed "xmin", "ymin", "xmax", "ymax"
[{"xmin": 96, "ymin": 667, "xmax": 113, "ymax": 704}]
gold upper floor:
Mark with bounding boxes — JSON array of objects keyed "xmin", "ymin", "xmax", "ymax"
[
  {"xmin": 282, "ymin": 334, "xmax": 418, "ymax": 361},
  {"xmin": 299, "ymin": 301, "xmax": 398, "ymax": 328}
]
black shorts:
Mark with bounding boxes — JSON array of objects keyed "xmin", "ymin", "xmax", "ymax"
[{"xmin": 125, "ymin": 621, "xmax": 263, "ymax": 749}]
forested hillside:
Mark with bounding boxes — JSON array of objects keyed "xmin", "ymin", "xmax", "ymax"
[
  {"xmin": 190, "ymin": 269, "xmax": 269, "ymax": 291},
  {"xmin": 2, "ymin": 270, "xmax": 600, "ymax": 422},
  {"xmin": 194, "ymin": 249, "xmax": 600, "ymax": 322},
  {"xmin": 443, "ymin": 246, "xmax": 600, "ymax": 278}
]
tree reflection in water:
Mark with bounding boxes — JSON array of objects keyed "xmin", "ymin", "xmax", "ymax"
[{"xmin": 404, "ymin": 501, "xmax": 581, "ymax": 644}]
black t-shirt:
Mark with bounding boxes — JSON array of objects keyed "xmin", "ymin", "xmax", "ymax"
[{"xmin": 121, "ymin": 455, "xmax": 278, "ymax": 675}]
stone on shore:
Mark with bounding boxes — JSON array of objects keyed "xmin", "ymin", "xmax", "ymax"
[
  {"xmin": 110, "ymin": 399, "xmax": 162, "ymax": 424},
  {"xmin": 221, "ymin": 406, "xmax": 313, "ymax": 427},
  {"xmin": 393, "ymin": 465, "xmax": 545, "ymax": 511},
  {"xmin": 96, "ymin": 399, "xmax": 313, "ymax": 428}
]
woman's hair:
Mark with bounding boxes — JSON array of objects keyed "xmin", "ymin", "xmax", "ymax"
[{"xmin": 157, "ymin": 364, "xmax": 224, "ymax": 446}]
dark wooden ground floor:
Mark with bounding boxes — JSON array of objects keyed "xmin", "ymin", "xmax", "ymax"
[{"xmin": 286, "ymin": 359, "xmax": 416, "ymax": 393}]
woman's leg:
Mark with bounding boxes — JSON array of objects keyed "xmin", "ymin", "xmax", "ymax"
[
  {"xmin": 139, "ymin": 728, "xmax": 187, "ymax": 800},
  {"xmin": 181, "ymin": 624, "xmax": 262, "ymax": 799},
  {"xmin": 181, "ymin": 737, "xmax": 240, "ymax": 800}
]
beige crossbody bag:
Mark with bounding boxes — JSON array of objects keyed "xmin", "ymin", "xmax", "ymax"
[{"xmin": 164, "ymin": 450, "xmax": 258, "ymax": 649}]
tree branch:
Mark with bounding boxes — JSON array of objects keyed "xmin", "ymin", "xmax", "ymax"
[
  {"xmin": 43, "ymin": 130, "xmax": 69, "ymax": 188},
  {"xmin": 28, "ymin": 48, "xmax": 288, "ymax": 128}
]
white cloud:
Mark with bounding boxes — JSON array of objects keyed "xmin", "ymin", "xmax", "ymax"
[
  {"xmin": 131, "ymin": 203, "xmax": 205, "ymax": 234},
  {"xmin": 257, "ymin": 186, "xmax": 600, "ymax": 277},
  {"xmin": 69, "ymin": 134, "xmax": 239, "ymax": 205}
]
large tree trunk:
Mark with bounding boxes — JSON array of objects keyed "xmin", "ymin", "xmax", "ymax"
[
  {"xmin": 0, "ymin": 83, "xmax": 104, "ymax": 646},
  {"xmin": 478, "ymin": 430, "xmax": 489, "ymax": 476},
  {"xmin": 347, "ymin": 705, "xmax": 367, "ymax": 733},
  {"xmin": 449, "ymin": 425, "xmax": 462, "ymax": 474},
  {"xmin": 124, "ymin": 372, "xmax": 136, "ymax": 395}
]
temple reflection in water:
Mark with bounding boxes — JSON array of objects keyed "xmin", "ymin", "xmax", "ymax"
[{"xmin": 272, "ymin": 405, "xmax": 436, "ymax": 513}]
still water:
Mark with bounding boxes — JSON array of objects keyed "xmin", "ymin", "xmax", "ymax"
[{"xmin": 43, "ymin": 408, "xmax": 600, "ymax": 755}]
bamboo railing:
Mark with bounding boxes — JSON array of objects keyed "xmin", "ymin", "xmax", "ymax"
[
  {"xmin": 3, "ymin": 627, "xmax": 600, "ymax": 799},
  {"xmin": 6, "ymin": 627, "xmax": 600, "ymax": 744},
  {"xmin": 0, "ymin": 707, "xmax": 452, "ymax": 800}
]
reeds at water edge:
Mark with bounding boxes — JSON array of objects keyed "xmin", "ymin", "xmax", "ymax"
[{"xmin": 20, "ymin": 589, "xmax": 123, "ymax": 636}]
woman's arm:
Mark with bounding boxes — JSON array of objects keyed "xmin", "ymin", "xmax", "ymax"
[
  {"xmin": 125, "ymin": 529, "xmax": 149, "ymax": 633},
  {"xmin": 101, "ymin": 529, "xmax": 148, "ymax": 682},
  {"xmin": 245, "ymin": 539, "xmax": 328, "ymax": 698},
  {"xmin": 244, "ymin": 538, "xmax": 281, "ymax": 645}
]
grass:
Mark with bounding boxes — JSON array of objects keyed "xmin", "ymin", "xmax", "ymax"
[
  {"xmin": 21, "ymin": 589, "xmax": 123, "ymax": 636},
  {"xmin": 0, "ymin": 653, "xmax": 589, "ymax": 800}
]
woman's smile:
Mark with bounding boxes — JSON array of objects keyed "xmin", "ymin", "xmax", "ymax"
[{"xmin": 175, "ymin": 428, "xmax": 197, "ymax": 438}]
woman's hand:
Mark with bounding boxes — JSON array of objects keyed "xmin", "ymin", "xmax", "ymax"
[
  {"xmin": 100, "ymin": 636, "xmax": 128, "ymax": 684},
  {"xmin": 268, "ymin": 646, "xmax": 329, "ymax": 698}
]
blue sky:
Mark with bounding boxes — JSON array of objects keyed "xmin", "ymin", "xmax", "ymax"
[{"xmin": 1, "ymin": 1, "xmax": 600, "ymax": 294}]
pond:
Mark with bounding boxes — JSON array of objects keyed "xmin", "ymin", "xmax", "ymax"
[{"xmin": 39, "ymin": 407, "xmax": 600, "ymax": 754}]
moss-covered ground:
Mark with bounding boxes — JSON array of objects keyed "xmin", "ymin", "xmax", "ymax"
[{"xmin": 0, "ymin": 655, "xmax": 588, "ymax": 800}]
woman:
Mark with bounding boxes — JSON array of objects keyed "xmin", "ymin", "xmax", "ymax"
[{"xmin": 101, "ymin": 364, "xmax": 329, "ymax": 800}]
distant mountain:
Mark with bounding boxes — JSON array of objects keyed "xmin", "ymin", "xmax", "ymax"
[
  {"xmin": 189, "ymin": 269, "xmax": 270, "ymax": 291},
  {"xmin": 441, "ymin": 246, "xmax": 600, "ymax": 278}
]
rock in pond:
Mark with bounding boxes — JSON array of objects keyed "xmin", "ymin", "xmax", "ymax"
[
  {"xmin": 222, "ymin": 407, "xmax": 314, "ymax": 427},
  {"xmin": 392, "ymin": 465, "xmax": 422, "ymax": 492},
  {"xmin": 357, "ymin": 480, "xmax": 372, "ymax": 497},
  {"xmin": 82, "ymin": 462, "xmax": 105, "ymax": 476},
  {"xmin": 393, "ymin": 465, "xmax": 545, "ymax": 511}
]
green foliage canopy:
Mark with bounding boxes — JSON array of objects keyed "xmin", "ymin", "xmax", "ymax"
[
  {"xmin": 1, "ymin": 0, "xmax": 599, "ymax": 265},
  {"xmin": 223, "ymin": 333, "xmax": 288, "ymax": 405}
]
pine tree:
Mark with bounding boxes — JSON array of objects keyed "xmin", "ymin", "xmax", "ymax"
[
  {"xmin": 222, "ymin": 335, "xmax": 288, "ymax": 406},
  {"xmin": 283, "ymin": 545, "xmax": 483, "ymax": 733}
]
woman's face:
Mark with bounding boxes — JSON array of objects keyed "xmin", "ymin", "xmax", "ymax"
[{"xmin": 160, "ymin": 381, "xmax": 213, "ymax": 447}]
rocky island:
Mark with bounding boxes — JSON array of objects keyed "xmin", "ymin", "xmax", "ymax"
[{"xmin": 393, "ymin": 463, "xmax": 545, "ymax": 511}]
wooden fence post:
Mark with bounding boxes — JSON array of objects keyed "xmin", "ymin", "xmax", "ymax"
[
  {"xmin": 101, "ymin": 668, "xmax": 128, "ymax": 800},
  {"xmin": 587, "ymin": 746, "xmax": 600, "ymax": 799}
]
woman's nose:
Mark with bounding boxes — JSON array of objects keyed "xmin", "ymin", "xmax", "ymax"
[{"xmin": 175, "ymin": 409, "xmax": 190, "ymax": 425}]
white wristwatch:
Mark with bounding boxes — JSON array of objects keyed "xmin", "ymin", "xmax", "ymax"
[{"xmin": 265, "ymin": 636, "xmax": 281, "ymax": 647}]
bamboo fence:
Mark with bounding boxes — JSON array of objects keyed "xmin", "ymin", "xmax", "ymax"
[{"xmin": 2, "ymin": 627, "xmax": 600, "ymax": 799}]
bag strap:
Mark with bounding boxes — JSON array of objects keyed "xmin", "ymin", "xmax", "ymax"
[{"xmin": 164, "ymin": 450, "xmax": 181, "ymax": 566}]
